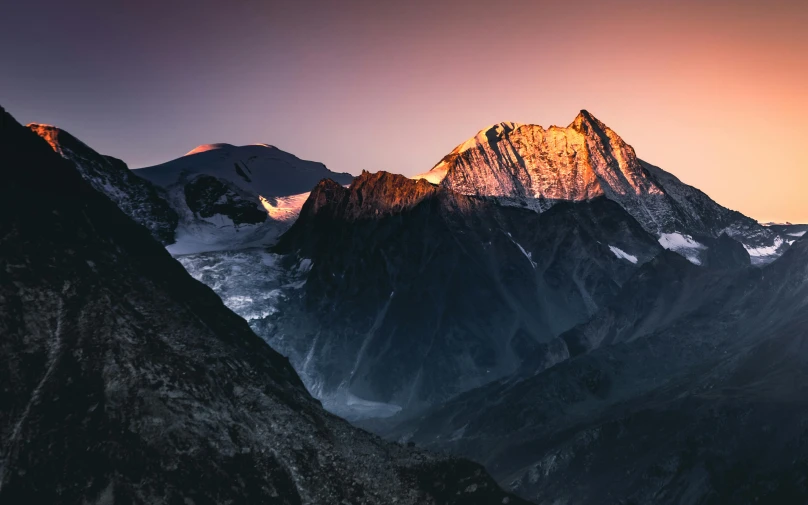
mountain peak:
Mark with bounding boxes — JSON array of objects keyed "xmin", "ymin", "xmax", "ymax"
[
  {"xmin": 569, "ymin": 109, "xmax": 609, "ymax": 133},
  {"xmin": 410, "ymin": 110, "xmax": 783, "ymax": 264},
  {"xmin": 27, "ymin": 123, "xmax": 90, "ymax": 156},
  {"xmin": 413, "ymin": 110, "xmax": 634, "ymax": 203}
]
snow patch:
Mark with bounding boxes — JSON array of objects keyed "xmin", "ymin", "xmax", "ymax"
[
  {"xmin": 743, "ymin": 236, "xmax": 784, "ymax": 258},
  {"xmin": 658, "ymin": 232, "xmax": 706, "ymax": 265},
  {"xmin": 412, "ymin": 164, "xmax": 449, "ymax": 184},
  {"xmin": 259, "ymin": 192, "xmax": 310, "ymax": 222},
  {"xmin": 658, "ymin": 232, "xmax": 706, "ymax": 251},
  {"xmin": 609, "ymin": 245, "xmax": 638, "ymax": 264},
  {"xmin": 506, "ymin": 232, "xmax": 537, "ymax": 268},
  {"xmin": 321, "ymin": 390, "xmax": 402, "ymax": 421},
  {"xmin": 789, "ymin": 231, "xmax": 806, "ymax": 238}
]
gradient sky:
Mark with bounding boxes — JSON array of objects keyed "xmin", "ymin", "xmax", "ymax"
[{"xmin": 2, "ymin": 0, "xmax": 806, "ymax": 223}]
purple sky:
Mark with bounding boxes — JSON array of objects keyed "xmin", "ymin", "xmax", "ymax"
[{"xmin": 3, "ymin": 0, "xmax": 807, "ymax": 222}]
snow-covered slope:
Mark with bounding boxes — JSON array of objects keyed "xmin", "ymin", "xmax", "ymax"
[
  {"xmin": 29, "ymin": 124, "xmax": 178, "ymax": 244},
  {"xmin": 414, "ymin": 111, "xmax": 788, "ymax": 265},
  {"xmin": 135, "ymin": 143, "xmax": 354, "ymax": 254}
]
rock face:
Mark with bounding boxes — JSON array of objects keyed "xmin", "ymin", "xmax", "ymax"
[
  {"xmin": 394, "ymin": 232, "xmax": 808, "ymax": 505},
  {"xmin": 415, "ymin": 111, "xmax": 787, "ymax": 265},
  {"xmin": 0, "ymin": 107, "xmax": 529, "ymax": 505},
  {"xmin": 136, "ymin": 143, "xmax": 354, "ymax": 255},
  {"xmin": 242, "ymin": 170, "xmax": 662, "ymax": 418},
  {"xmin": 29, "ymin": 124, "xmax": 179, "ymax": 244}
]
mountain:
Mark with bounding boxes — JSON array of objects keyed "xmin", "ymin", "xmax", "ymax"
[
  {"xmin": 392, "ymin": 231, "xmax": 808, "ymax": 504},
  {"xmin": 184, "ymin": 170, "xmax": 662, "ymax": 419},
  {"xmin": 414, "ymin": 111, "xmax": 787, "ymax": 265},
  {"xmin": 135, "ymin": 143, "xmax": 354, "ymax": 255},
  {"xmin": 765, "ymin": 222, "xmax": 808, "ymax": 245},
  {"xmin": 0, "ymin": 106, "xmax": 529, "ymax": 504},
  {"xmin": 29, "ymin": 124, "xmax": 178, "ymax": 244}
]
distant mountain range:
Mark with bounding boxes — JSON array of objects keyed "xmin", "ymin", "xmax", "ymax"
[
  {"xmin": 19, "ymin": 108, "xmax": 808, "ymax": 504},
  {"xmin": 30, "ymin": 126, "xmax": 353, "ymax": 254}
]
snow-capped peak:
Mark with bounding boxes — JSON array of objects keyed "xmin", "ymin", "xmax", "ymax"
[
  {"xmin": 413, "ymin": 110, "xmax": 659, "ymax": 205},
  {"xmin": 410, "ymin": 110, "xmax": 788, "ymax": 265},
  {"xmin": 569, "ymin": 109, "xmax": 609, "ymax": 133}
]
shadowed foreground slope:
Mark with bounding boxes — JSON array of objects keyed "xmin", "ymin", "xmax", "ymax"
[{"xmin": 0, "ymin": 107, "xmax": 527, "ymax": 505}]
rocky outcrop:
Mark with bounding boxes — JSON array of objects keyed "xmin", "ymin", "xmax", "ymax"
[
  {"xmin": 29, "ymin": 124, "xmax": 179, "ymax": 244},
  {"xmin": 1, "ymin": 106, "xmax": 528, "ymax": 505},
  {"xmin": 183, "ymin": 174, "xmax": 267, "ymax": 225},
  {"xmin": 415, "ymin": 111, "xmax": 787, "ymax": 264}
]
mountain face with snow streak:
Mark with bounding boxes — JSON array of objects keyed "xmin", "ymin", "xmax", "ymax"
[
  {"xmin": 29, "ymin": 124, "xmax": 179, "ymax": 244},
  {"xmin": 415, "ymin": 111, "xmax": 787, "ymax": 265},
  {"xmin": 234, "ymin": 170, "xmax": 663, "ymax": 418},
  {"xmin": 394, "ymin": 234, "xmax": 808, "ymax": 505},
  {"xmin": 135, "ymin": 143, "xmax": 354, "ymax": 255}
]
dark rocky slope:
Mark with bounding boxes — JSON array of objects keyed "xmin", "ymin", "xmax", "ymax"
[
  {"xmin": 30, "ymin": 124, "xmax": 178, "ymax": 244},
  {"xmin": 0, "ymin": 106, "xmax": 527, "ymax": 505},
  {"xmin": 393, "ymin": 231, "xmax": 808, "ymax": 504}
]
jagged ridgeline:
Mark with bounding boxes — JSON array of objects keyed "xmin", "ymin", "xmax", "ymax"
[
  {"xmin": 415, "ymin": 111, "xmax": 787, "ymax": 265},
  {"xmin": 0, "ymin": 106, "xmax": 528, "ymax": 504}
]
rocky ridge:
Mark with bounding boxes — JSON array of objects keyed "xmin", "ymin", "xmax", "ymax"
[{"xmin": 29, "ymin": 124, "xmax": 179, "ymax": 244}]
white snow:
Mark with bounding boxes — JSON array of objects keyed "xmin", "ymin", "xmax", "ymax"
[
  {"xmin": 743, "ymin": 236, "xmax": 784, "ymax": 258},
  {"xmin": 789, "ymin": 231, "xmax": 806, "ymax": 238},
  {"xmin": 166, "ymin": 218, "xmax": 286, "ymax": 256},
  {"xmin": 658, "ymin": 232, "xmax": 706, "ymax": 251},
  {"xmin": 134, "ymin": 143, "xmax": 353, "ymax": 255},
  {"xmin": 608, "ymin": 245, "xmax": 638, "ymax": 264},
  {"xmin": 658, "ymin": 232, "xmax": 706, "ymax": 265},
  {"xmin": 412, "ymin": 164, "xmax": 449, "ymax": 184},
  {"xmin": 259, "ymin": 192, "xmax": 310, "ymax": 221},
  {"xmin": 506, "ymin": 232, "xmax": 537, "ymax": 268}
]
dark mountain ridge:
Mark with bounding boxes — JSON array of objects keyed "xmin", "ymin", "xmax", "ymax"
[
  {"xmin": 0, "ymin": 106, "xmax": 527, "ymax": 504},
  {"xmin": 392, "ymin": 229, "xmax": 808, "ymax": 504},
  {"xmin": 29, "ymin": 123, "xmax": 179, "ymax": 244},
  {"xmin": 264, "ymin": 170, "xmax": 662, "ymax": 417}
]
